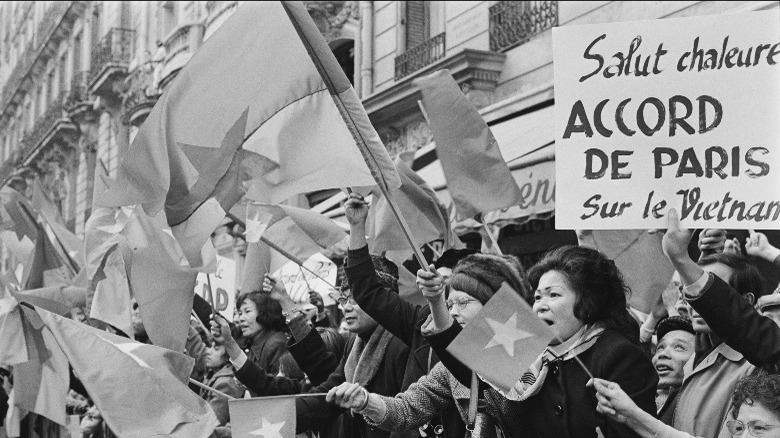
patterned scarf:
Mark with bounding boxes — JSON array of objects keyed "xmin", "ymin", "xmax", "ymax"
[
  {"xmin": 488, "ymin": 324, "xmax": 605, "ymax": 401},
  {"xmin": 343, "ymin": 325, "xmax": 395, "ymax": 386}
]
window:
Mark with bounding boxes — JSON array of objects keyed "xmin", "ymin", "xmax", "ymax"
[
  {"xmin": 59, "ymin": 52, "xmax": 68, "ymax": 96},
  {"xmin": 73, "ymin": 32, "xmax": 82, "ymax": 72},
  {"xmin": 405, "ymin": 1, "xmax": 430, "ymax": 50}
]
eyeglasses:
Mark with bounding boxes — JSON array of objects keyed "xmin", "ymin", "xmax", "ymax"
[
  {"xmin": 726, "ymin": 420, "xmax": 780, "ymax": 437},
  {"xmin": 337, "ymin": 294, "xmax": 356, "ymax": 307},
  {"xmin": 445, "ymin": 297, "xmax": 478, "ymax": 311}
]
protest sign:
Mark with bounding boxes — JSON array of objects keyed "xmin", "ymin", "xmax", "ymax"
[
  {"xmin": 554, "ymin": 10, "xmax": 780, "ymax": 229},
  {"xmin": 194, "ymin": 255, "xmax": 236, "ymax": 320},
  {"xmin": 272, "ymin": 253, "xmax": 338, "ymax": 306}
]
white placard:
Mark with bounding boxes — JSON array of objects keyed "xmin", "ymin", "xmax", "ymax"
[{"xmin": 554, "ymin": 10, "xmax": 780, "ymax": 229}]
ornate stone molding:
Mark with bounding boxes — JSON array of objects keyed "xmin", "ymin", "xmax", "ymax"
[{"xmin": 363, "ymin": 49, "xmax": 506, "ymax": 129}]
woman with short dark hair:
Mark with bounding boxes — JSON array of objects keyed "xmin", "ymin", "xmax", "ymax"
[
  {"xmin": 235, "ymin": 291, "xmax": 288, "ymax": 375},
  {"xmin": 416, "ymin": 245, "xmax": 657, "ymax": 438}
]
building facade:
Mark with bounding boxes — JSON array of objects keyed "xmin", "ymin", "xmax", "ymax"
[{"xmin": 0, "ymin": 0, "xmax": 778, "ymax": 276}]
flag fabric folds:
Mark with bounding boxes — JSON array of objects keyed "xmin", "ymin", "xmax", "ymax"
[
  {"xmin": 447, "ymin": 283, "xmax": 554, "ymax": 392},
  {"xmin": 21, "ymin": 224, "xmax": 71, "ymax": 290},
  {"xmin": 245, "ymin": 203, "xmax": 346, "ymax": 273},
  {"xmin": 229, "ymin": 396, "xmax": 297, "ymax": 438},
  {"xmin": 96, "ymin": 1, "xmax": 398, "ymax": 267},
  {"xmin": 0, "ymin": 292, "xmax": 27, "ymax": 366},
  {"xmin": 416, "ymin": 70, "xmax": 524, "ymax": 220},
  {"xmin": 31, "ymin": 304, "xmax": 218, "ymax": 437},
  {"xmin": 577, "ymin": 230, "xmax": 675, "ymax": 314},
  {"xmin": 367, "ymin": 157, "xmax": 463, "ymax": 264},
  {"xmin": 11, "ymin": 286, "xmax": 86, "ymax": 316}
]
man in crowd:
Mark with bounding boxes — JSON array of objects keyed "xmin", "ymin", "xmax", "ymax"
[{"xmin": 652, "ymin": 316, "xmax": 695, "ymax": 424}]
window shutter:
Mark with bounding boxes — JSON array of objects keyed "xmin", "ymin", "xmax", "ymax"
[{"xmin": 405, "ymin": 1, "xmax": 429, "ymax": 50}]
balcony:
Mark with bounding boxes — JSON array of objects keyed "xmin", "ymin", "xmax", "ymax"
[
  {"xmin": 394, "ymin": 33, "xmax": 446, "ymax": 80},
  {"xmin": 20, "ymin": 92, "xmax": 78, "ymax": 166},
  {"xmin": 1, "ymin": 2, "xmax": 87, "ymax": 122},
  {"xmin": 121, "ymin": 64, "xmax": 161, "ymax": 126},
  {"xmin": 159, "ymin": 23, "xmax": 205, "ymax": 89},
  {"xmin": 89, "ymin": 28, "xmax": 135, "ymax": 97},
  {"xmin": 489, "ymin": 1, "xmax": 558, "ymax": 53},
  {"xmin": 65, "ymin": 71, "xmax": 94, "ymax": 122}
]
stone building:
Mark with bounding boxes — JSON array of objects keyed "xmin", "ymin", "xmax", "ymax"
[
  {"xmin": 0, "ymin": 0, "xmax": 777, "ymax": 278},
  {"xmin": 0, "ymin": 1, "xmax": 359, "ymax": 278}
]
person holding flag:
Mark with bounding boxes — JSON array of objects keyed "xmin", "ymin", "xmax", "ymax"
[
  {"xmin": 411, "ymin": 245, "xmax": 657, "ymax": 437},
  {"xmin": 326, "ymin": 253, "xmax": 532, "ymax": 437}
]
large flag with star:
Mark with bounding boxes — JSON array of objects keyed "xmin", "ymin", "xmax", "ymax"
[
  {"xmin": 30, "ymin": 303, "xmax": 218, "ymax": 436},
  {"xmin": 95, "ymin": 1, "xmax": 400, "ymax": 267},
  {"xmin": 230, "ymin": 396, "xmax": 296, "ymax": 438},
  {"xmin": 447, "ymin": 283, "xmax": 554, "ymax": 392},
  {"xmin": 416, "ymin": 70, "xmax": 524, "ymax": 220}
]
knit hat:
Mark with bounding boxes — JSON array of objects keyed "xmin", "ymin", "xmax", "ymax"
[
  {"xmin": 338, "ymin": 255, "xmax": 399, "ymax": 293},
  {"xmin": 655, "ymin": 316, "xmax": 695, "ymax": 341}
]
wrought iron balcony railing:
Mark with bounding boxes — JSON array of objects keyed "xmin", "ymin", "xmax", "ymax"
[
  {"xmin": 394, "ymin": 32, "xmax": 446, "ymax": 80},
  {"xmin": 89, "ymin": 28, "xmax": 135, "ymax": 86},
  {"xmin": 21, "ymin": 91, "xmax": 68, "ymax": 158},
  {"xmin": 489, "ymin": 1, "xmax": 558, "ymax": 53},
  {"xmin": 66, "ymin": 71, "xmax": 91, "ymax": 108}
]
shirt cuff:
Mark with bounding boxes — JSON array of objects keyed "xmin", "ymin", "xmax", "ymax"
[
  {"xmin": 346, "ymin": 245, "xmax": 371, "ymax": 268},
  {"xmin": 682, "ymin": 272, "xmax": 711, "ymax": 301},
  {"xmin": 230, "ymin": 351, "xmax": 248, "ymax": 370}
]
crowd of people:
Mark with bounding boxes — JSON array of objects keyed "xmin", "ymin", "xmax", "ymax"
[{"xmin": 4, "ymin": 192, "xmax": 780, "ymax": 438}]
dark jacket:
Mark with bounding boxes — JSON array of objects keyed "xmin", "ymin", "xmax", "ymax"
[
  {"xmin": 201, "ymin": 365, "xmax": 245, "ymax": 425},
  {"xmin": 687, "ymin": 272, "xmax": 780, "ymax": 373},
  {"xmin": 657, "ymin": 386, "xmax": 680, "ymax": 426},
  {"xmin": 346, "ymin": 245, "xmax": 466, "ymax": 437},
  {"xmin": 244, "ymin": 328, "xmax": 289, "ymax": 376},
  {"xmin": 427, "ymin": 323, "xmax": 657, "ymax": 438},
  {"xmin": 291, "ymin": 325, "xmax": 412, "ymax": 438},
  {"xmin": 233, "ymin": 326, "xmax": 341, "ymax": 396}
]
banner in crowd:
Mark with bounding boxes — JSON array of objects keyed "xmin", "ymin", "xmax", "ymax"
[
  {"xmin": 273, "ymin": 253, "xmax": 338, "ymax": 306},
  {"xmin": 194, "ymin": 255, "xmax": 236, "ymax": 320},
  {"xmin": 553, "ymin": 10, "xmax": 780, "ymax": 229}
]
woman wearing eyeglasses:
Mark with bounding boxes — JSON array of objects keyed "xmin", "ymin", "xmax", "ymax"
[
  {"xmin": 589, "ymin": 373, "xmax": 780, "ymax": 438},
  {"xmin": 327, "ymin": 253, "xmax": 533, "ymax": 437},
  {"xmin": 417, "ymin": 246, "xmax": 658, "ymax": 438}
]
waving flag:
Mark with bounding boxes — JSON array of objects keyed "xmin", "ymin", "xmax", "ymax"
[
  {"xmin": 230, "ymin": 396, "xmax": 296, "ymax": 438},
  {"xmin": 96, "ymin": 1, "xmax": 399, "ymax": 267},
  {"xmin": 368, "ymin": 157, "xmax": 463, "ymax": 264},
  {"xmin": 447, "ymin": 283, "xmax": 553, "ymax": 392},
  {"xmin": 417, "ymin": 70, "xmax": 523, "ymax": 219},
  {"xmin": 577, "ymin": 230, "xmax": 675, "ymax": 313},
  {"xmin": 31, "ymin": 304, "xmax": 218, "ymax": 436}
]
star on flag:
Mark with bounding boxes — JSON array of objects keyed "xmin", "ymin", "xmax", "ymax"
[
  {"xmin": 484, "ymin": 312, "xmax": 535, "ymax": 357},
  {"xmin": 229, "ymin": 395, "xmax": 296, "ymax": 438},
  {"xmin": 447, "ymin": 283, "xmax": 555, "ymax": 392},
  {"xmin": 250, "ymin": 418, "xmax": 286, "ymax": 438}
]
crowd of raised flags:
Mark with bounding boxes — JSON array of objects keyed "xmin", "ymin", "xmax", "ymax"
[{"xmin": 2, "ymin": 2, "xmax": 780, "ymax": 438}]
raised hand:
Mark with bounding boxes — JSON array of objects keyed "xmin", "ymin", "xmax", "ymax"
[
  {"xmin": 344, "ymin": 193, "xmax": 369, "ymax": 226},
  {"xmin": 309, "ymin": 290, "xmax": 325, "ymax": 313},
  {"xmin": 416, "ymin": 264, "xmax": 445, "ymax": 301},
  {"xmin": 698, "ymin": 228, "xmax": 726, "ymax": 255},
  {"xmin": 661, "ymin": 209, "xmax": 693, "ymax": 264},
  {"xmin": 263, "ymin": 275, "xmax": 292, "ymax": 303},
  {"xmin": 746, "ymin": 230, "xmax": 780, "ymax": 262},
  {"xmin": 210, "ymin": 314, "xmax": 233, "ymax": 346}
]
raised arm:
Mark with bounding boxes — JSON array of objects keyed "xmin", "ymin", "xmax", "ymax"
[{"xmin": 344, "ymin": 193, "xmax": 426, "ymax": 345}]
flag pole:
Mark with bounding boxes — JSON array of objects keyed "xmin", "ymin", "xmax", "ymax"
[
  {"xmin": 189, "ymin": 378, "xmax": 237, "ymax": 400},
  {"xmin": 481, "ymin": 221, "xmax": 503, "ymax": 255},
  {"xmin": 206, "ymin": 274, "xmax": 217, "ymax": 320},
  {"xmin": 258, "ymin": 236, "xmax": 339, "ymax": 291},
  {"xmin": 224, "ymin": 212, "xmax": 338, "ymax": 290}
]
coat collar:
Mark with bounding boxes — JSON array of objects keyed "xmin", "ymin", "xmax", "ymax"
[{"xmin": 685, "ymin": 341, "xmax": 744, "ymax": 378}]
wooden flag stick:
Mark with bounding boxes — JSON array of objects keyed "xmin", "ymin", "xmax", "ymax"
[
  {"xmin": 189, "ymin": 378, "xmax": 237, "ymax": 400},
  {"xmin": 298, "ymin": 265, "xmax": 314, "ymax": 291},
  {"xmin": 482, "ymin": 221, "xmax": 503, "ymax": 255},
  {"xmin": 206, "ymin": 274, "xmax": 217, "ymax": 320},
  {"xmin": 225, "ymin": 211, "xmax": 338, "ymax": 291},
  {"xmin": 257, "ymin": 236, "xmax": 339, "ymax": 291}
]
